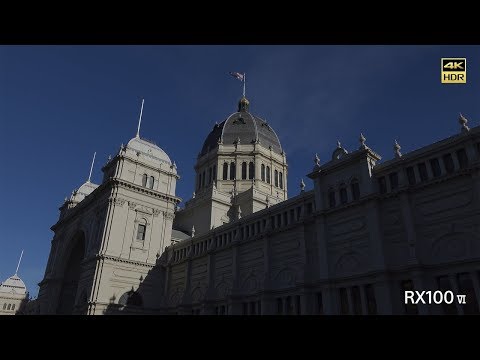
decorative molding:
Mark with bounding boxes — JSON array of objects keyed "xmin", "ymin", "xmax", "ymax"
[
  {"xmin": 128, "ymin": 201, "xmax": 138, "ymax": 210},
  {"xmin": 153, "ymin": 208, "xmax": 162, "ymax": 217},
  {"xmin": 109, "ymin": 197, "xmax": 126, "ymax": 207}
]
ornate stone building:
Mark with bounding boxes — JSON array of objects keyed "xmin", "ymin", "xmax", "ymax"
[
  {"xmin": 35, "ymin": 97, "xmax": 480, "ymax": 315},
  {"xmin": 0, "ymin": 253, "xmax": 29, "ymax": 315}
]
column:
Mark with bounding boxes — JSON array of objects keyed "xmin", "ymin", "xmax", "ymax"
[
  {"xmin": 425, "ymin": 161, "xmax": 434, "ymax": 179},
  {"xmin": 452, "ymin": 152, "xmax": 461, "ymax": 170},
  {"xmin": 448, "ymin": 273, "xmax": 463, "ymax": 315},
  {"xmin": 360, "ymin": 285, "xmax": 368, "ymax": 315},
  {"xmin": 346, "ymin": 287, "xmax": 353, "ymax": 315}
]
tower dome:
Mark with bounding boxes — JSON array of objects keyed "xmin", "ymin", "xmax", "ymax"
[
  {"xmin": 126, "ymin": 136, "xmax": 172, "ymax": 164},
  {"xmin": 199, "ymin": 97, "xmax": 283, "ymax": 157},
  {"xmin": 0, "ymin": 274, "xmax": 27, "ymax": 296}
]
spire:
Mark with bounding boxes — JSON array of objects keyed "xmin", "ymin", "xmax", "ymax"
[
  {"xmin": 136, "ymin": 98, "xmax": 145, "ymax": 138},
  {"xmin": 87, "ymin": 151, "xmax": 96, "ymax": 183},
  {"xmin": 15, "ymin": 250, "xmax": 24, "ymax": 276}
]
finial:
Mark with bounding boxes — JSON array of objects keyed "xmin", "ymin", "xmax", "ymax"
[
  {"xmin": 235, "ymin": 136, "xmax": 241, "ymax": 145},
  {"xmin": 337, "ymin": 140, "xmax": 342, "ymax": 148},
  {"xmin": 191, "ymin": 225, "xmax": 195, "ymax": 237},
  {"xmin": 459, "ymin": 113, "xmax": 470, "ymax": 132},
  {"xmin": 87, "ymin": 152, "xmax": 96, "ymax": 183},
  {"xmin": 192, "ymin": 191, "xmax": 196, "ymax": 199},
  {"xmin": 300, "ymin": 178, "xmax": 305, "ymax": 192},
  {"xmin": 394, "ymin": 139, "xmax": 402, "ymax": 158},
  {"xmin": 136, "ymin": 98, "xmax": 145, "ymax": 138},
  {"xmin": 172, "ymin": 161, "xmax": 177, "ymax": 169},
  {"xmin": 237, "ymin": 204, "xmax": 242, "ymax": 219},
  {"xmin": 359, "ymin": 133, "xmax": 367, "ymax": 149},
  {"xmin": 238, "ymin": 96, "xmax": 249, "ymax": 112},
  {"xmin": 15, "ymin": 250, "xmax": 24, "ymax": 275},
  {"xmin": 315, "ymin": 153, "xmax": 320, "ymax": 166},
  {"xmin": 108, "ymin": 155, "xmax": 112, "ymax": 161}
]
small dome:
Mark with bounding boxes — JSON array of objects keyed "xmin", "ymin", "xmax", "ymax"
[
  {"xmin": 199, "ymin": 97, "xmax": 282, "ymax": 157},
  {"xmin": 0, "ymin": 274, "xmax": 27, "ymax": 295},
  {"xmin": 127, "ymin": 136, "xmax": 171, "ymax": 164},
  {"xmin": 69, "ymin": 181, "xmax": 98, "ymax": 203}
]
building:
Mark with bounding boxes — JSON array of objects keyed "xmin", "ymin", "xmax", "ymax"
[
  {"xmin": 35, "ymin": 96, "xmax": 480, "ymax": 315},
  {"xmin": 0, "ymin": 252, "xmax": 29, "ymax": 315}
]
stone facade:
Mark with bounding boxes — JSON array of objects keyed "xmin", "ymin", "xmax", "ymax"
[{"xmin": 36, "ymin": 98, "xmax": 480, "ymax": 315}]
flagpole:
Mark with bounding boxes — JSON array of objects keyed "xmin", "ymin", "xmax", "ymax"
[{"xmin": 243, "ymin": 73, "xmax": 246, "ymax": 97}]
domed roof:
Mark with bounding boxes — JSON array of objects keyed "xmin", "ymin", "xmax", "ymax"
[
  {"xmin": 0, "ymin": 274, "xmax": 27, "ymax": 295},
  {"xmin": 127, "ymin": 136, "xmax": 171, "ymax": 164},
  {"xmin": 199, "ymin": 97, "xmax": 283, "ymax": 157}
]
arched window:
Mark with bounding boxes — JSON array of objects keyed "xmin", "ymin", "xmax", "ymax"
[
  {"xmin": 136, "ymin": 221, "xmax": 147, "ymax": 241},
  {"xmin": 2, "ymin": 303, "xmax": 5, "ymax": 310},
  {"xmin": 148, "ymin": 176, "xmax": 155, "ymax": 189},
  {"xmin": 279, "ymin": 172, "xmax": 283, "ymax": 189},
  {"xmin": 340, "ymin": 184, "xmax": 348, "ymax": 204},
  {"xmin": 266, "ymin": 166, "xmax": 271, "ymax": 184},
  {"xmin": 142, "ymin": 174, "xmax": 147, "ymax": 187},
  {"xmin": 230, "ymin": 162, "xmax": 236, "ymax": 180},
  {"xmin": 249, "ymin": 162, "xmax": 254, "ymax": 180},
  {"xmin": 328, "ymin": 189, "xmax": 336, "ymax": 208},
  {"xmin": 11, "ymin": 304, "xmax": 15, "ymax": 311},
  {"xmin": 242, "ymin": 162, "xmax": 247, "ymax": 179},
  {"xmin": 274, "ymin": 170, "xmax": 279, "ymax": 187},
  {"xmin": 7, "ymin": 304, "xmax": 11, "ymax": 310},
  {"xmin": 223, "ymin": 163, "xmax": 228, "ymax": 180},
  {"xmin": 261, "ymin": 164, "xmax": 265, "ymax": 181},
  {"xmin": 351, "ymin": 179, "xmax": 360, "ymax": 200}
]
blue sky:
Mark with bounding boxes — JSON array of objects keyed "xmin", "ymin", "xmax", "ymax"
[{"xmin": 0, "ymin": 45, "xmax": 479, "ymax": 297}]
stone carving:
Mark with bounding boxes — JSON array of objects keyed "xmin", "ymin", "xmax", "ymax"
[{"xmin": 128, "ymin": 201, "xmax": 137, "ymax": 210}]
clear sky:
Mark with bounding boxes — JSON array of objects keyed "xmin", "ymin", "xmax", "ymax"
[{"xmin": 0, "ymin": 45, "xmax": 479, "ymax": 297}]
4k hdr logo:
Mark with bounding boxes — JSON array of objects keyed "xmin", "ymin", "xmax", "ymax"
[{"xmin": 441, "ymin": 58, "xmax": 466, "ymax": 83}]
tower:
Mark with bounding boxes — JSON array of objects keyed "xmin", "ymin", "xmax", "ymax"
[
  {"xmin": 37, "ymin": 103, "xmax": 181, "ymax": 314},
  {"xmin": 174, "ymin": 96, "xmax": 288, "ymax": 236}
]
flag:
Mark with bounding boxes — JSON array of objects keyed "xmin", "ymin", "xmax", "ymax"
[{"xmin": 229, "ymin": 71, "xmax": 245, "ymax": 82}]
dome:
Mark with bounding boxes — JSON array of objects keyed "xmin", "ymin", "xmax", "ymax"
[
  {"xmin": 199, "ymin": 97, "xmax": 283, "ymax": 157},
  {"xmin": 0, "ymin": 274, "xmax": 27, "ymax": 295},
  {"xmin": 127, "ymin": 136, "xmax": 171, "ymax": 164}
]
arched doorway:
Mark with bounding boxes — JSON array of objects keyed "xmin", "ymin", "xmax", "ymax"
[{"xmin": 56, "ymin": 232, "xmax": 85, "ymax": 314}]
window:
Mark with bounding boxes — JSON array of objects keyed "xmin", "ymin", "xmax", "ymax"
[
  {"xmin": 223, "ymin": 163, "xmax": 228, "ymax": 180},
  {"xmin": 261, "ymin": 164, "xmax": 265, "ymax": 181},
  {"xmin": 2, "ymin": 303, "xmax": 5, "ymax": 310},
  {"xmin": 340, "ymin": 184, "xmax": 348, "ymax": 204},
  {"xmin": 430, "ymin": 158, "xmax": 441, "ymax": 177},
  {"xmin": 7, "ymin": 304, "xmax": 11, "ymax": 310},
  {"xmin": 279, "ymin": 172, "xmax": 283, "ymax": 189},
  {"xmin": 436, "ymin": 275, "xmax": 457, "ymax": 315},
  {"xmin": 249, "ymin": 162, "xmax": 254, "ymax": 180},
  {"xmin": 266, "ymin": 166, "xmax": 271, "ymax": 184},
  {"xmin": 457, "ymin": 273, "xmax": 479, "ymax": 314},
  {"xmin": 456, "ymin": 148, "xmax": 468, "ymax": 169},
  {"xmin": 241, "ymin": 162, "xmax": 247, "ymax": 179},
  {"xmin": 351, "ymin": 179, "xmax": 360, "ymax": 200},
  {"xmin": 148, "ymin": 176, "xmax": 154, "ymax": 189},
  {"xmin": 401, "ymin": 280, "xmax": 418, "ymax": 315},
  {"xmin": 213, "ymin": 165, "xmax": 217, "ymax": 181},
  {"xmin": 11, "ymin": 304, "xmax": 15, "ymax": 311},
  {"xmin": 316, "ymin": 292, "xmax": 323, "ymax": 315},
  {"xmin": 328, "ymin": 189, "xmax": 336, "ymax": 208},
  {"xmin": 378, "ymin": 176, "xmax": 387, "ymax": 194},
  {"xmin": 351, "ymin": 286, "xmax": 362, "ymax": 315},
  {"xmin": 274, "ymin": 170, "xmax": 279, "ymax": 187},
  {"xmin": 142, "ymin": 174, "xmax": 148, "ymax": 187},
  {"xmin": 365, "ymin": 284, "xmax": 377, "ymax": 315},
  {"xmin": 443, "ymin": 154, "xmax": 454, "ymax": 174},
  {"xmin": 230, "ymin": 162, "xmax": 235, "ymax": 180},
  {"xmin": 208, "ymin": 167, "xmax": 212, "ymax": 184},
  {"xmin": 137, "ymin": 224, "xmax": 146, "ymax": 241},
  {"xmin": 389, "ymin": 172, "xmax": 398, "ymax": 190},
  {"xmin": 339, "ymin": 288, "xmax": 349, "ymax": 314},
  {"xmin": 418, "ymin": 163, "xmax": 428, "ymax": 181},
  {"xmin": 406, "ymin": 166, "xmax": 416, "ymax": 185}
]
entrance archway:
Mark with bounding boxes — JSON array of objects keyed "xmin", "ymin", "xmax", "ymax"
[{"xmin": 56, "ymin": 232, "xmax": 85, "ymax": 314}]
